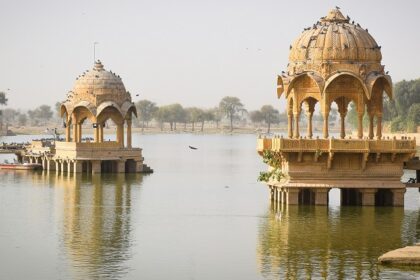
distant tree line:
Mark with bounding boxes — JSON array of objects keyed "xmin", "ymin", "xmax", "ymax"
[
  {"xmin": 0, "ymin": 91, "xmax": 8, "ymax": 132},
  {"xmin": 0, "ymin": 94, "xmax": 285, "ymax": 133},
  {"xmin": 1, "ymin": 105, "xmax": 53, "ymax": 127},
  {"xmin": 383, "ymin": 79, "xmax": 420, "ymax": 132},
  {"xmin": 135, "ymin": 96, "xmax": 286, "ymax": 133}
]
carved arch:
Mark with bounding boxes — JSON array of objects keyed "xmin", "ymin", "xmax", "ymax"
[
  {"xmin": 121, "ymin": 101, "xmax": 137, "ymax": 118},
  {"xmin": 324, "ymin": 72, "xmax": 370, "ymax": 100},
  {"xmin": 96, "ymin": 101, "xmax": 123, "ymax": 118},
  {"xmin": 72, "ymin": 105, "xmax": 97, "ymax": 123},
  {"xmin": 286, "ymin": 72, "xmax": 324, "ymax": 98},
  {"xmin": 366, "ymin": 73, "xmax": 393, "ymax": 99}
]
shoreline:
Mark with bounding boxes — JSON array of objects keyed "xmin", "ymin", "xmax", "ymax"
[{"xmin": 3, "ymin": 126, "xmax": 420, "ymax": 143}]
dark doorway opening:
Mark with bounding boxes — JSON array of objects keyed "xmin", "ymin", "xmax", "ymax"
[
  {"xmin": 82, "ymin": 161, "xmax": 92, "ymax": 173},
  {"xmin": 101, "ymin": 160, "xmax": 117, "ymax": 173},
  {"xmin": 299, "ymin": 189, "xmax": 315, "ymax": 205},
  {"xmin": 375, "ymin": 189, "xmax": 393, "ymax": 206},
  {"xmin": 341, "ymin": 188, "xmax": 362, "ymax": 206},
  {"xmin": 125, "ymin": 159, "xmax": 136, "ymax": 173}
]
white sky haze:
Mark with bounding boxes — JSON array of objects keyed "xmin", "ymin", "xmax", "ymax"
[{"xmin": 1, "ymin": 0, "xmax": 419, "ymax": 111}]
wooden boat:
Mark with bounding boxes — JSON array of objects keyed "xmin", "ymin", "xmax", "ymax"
[{"xmin": 0, "ymin": 163, "xmax": 42, "ymax": 170}]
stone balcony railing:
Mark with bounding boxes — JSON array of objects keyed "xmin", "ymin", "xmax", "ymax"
[
  {"xmin": 52, "ymin": 141, "xmax": 141, "ymax": 160},
  {"xmin": 55, "ymin": 141, "xmax": 121, "ymax": 149},
  {"xmin": 257, "ymin": 136, "xmax": 417, "ymax": 154}
]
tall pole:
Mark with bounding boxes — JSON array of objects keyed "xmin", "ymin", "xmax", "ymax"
[{"xmin": 93, "ymin": 42, "xmax": 99, "ymax": 63}]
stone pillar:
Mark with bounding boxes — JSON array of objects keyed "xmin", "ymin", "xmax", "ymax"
[
  {"xmin": 117, "ymin": 160, "xmax": 126, "ymax": 173},
  {"xmin": 376, "ymin": 115, "xmax": 382, "ymax": 140},
  {"xmin": 65, "ymin": 123, "xmax": 71, "ymax": 142},
  {"xmin": 293, "ymin": 112, "xmax": 300, "ymax": 139},
  {"xmin": 287, "ymin": 188, "xmax": 300, "ymax": 205},
  {"xmin": 61, "ymin": 161, "xmax": 65, "ymax": 173},
  {"xmin": 357, "ymin": 113, "xmax": 364, "ymax": 139},
  {"xmin": 127, "ymin": 119, "xmax": 132, "ymax": 148},
  {"xmin": 360, "ymin": 188, "xmax": 376, "ymax": 206},
  {"xmin": 368, "ymin": 114, "xmax": 374, "ymax": 140},
  {"xmin": 322, "ymin": 112, "xmax": 329, "ymax": 139},
  {"xmin": 49, "ymin": 160, "xmax": 55, "ymax": 171},
  {"xmin": 94, "ymin": 126, "xmax": 100, "ymax": 143},
  {"xmin": 391, "ymin": 189, "xmax": 405, "ymax": 207},
  {"xmin": 315, "ymin": 188, "xmax": 329, "ymax": 205},
  {"xmin": 117, "ymin": 123, "xmax": 124, "ymax": 147},
  {"xmin": 287, "ymin": 113, "xmax": 293, "ymax": 138},
  {"xmin": 340, "ymin": 113, "xmax": 346, "ymax": 139},
  {"xmin": 55, "ymin": 161, "xmax": 60, "ymax": 172},
  {"xmin": 72, "ymin": 113, "xmax": 77, "ymax": 143},
  {"xmin": 99, "ymin": 124, "xmax": 104, "ymax": 143},
  {"xmin": 91, "ymin": 160, "xmax": 101, "ymax": 174},
  {"xmin": 270, "ymin": 187, "xmax": 275, "ymax": 201},
  {"xmin": 307, "ymin": 111, "xmax": 313, "ymax": 139},
  {"xmin": 77, "ymin": 124, "xmax": 82, "ymax": 142},
  {"xmin": 74, "ymin": 161, "xmax": 83, "ymax": 173},
  {"xmin": 278, "ymin": 188, "xmax": 282, "ymax": 203},
  {"xmin": 73, "ymin": 124, "xmax": 79, "ymax": 142},
  {"xmin": 42, "ymin": 158, "xmax": 47, "ymax": 170}
]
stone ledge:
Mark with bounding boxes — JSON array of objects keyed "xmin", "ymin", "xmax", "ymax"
[{"xmin": 378, "ymin": 244, "xmax": 420, "ymax": 265}]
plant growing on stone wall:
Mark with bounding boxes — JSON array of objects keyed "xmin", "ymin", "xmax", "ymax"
[{"xmin": 258, "ymin": 150, "xmax": 284, "ymax": 182}]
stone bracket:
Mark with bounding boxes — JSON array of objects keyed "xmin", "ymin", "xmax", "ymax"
[
  {"xmin": 362, "ymin": 152, "xmax": 369, "ymax": 170},
  {"xmin": 327, "ymin": 152, "xmax": 334, "ymax": 169},
  {"xmin": 298, "ymin": 152, "xmax": 303, "ymax": 162},
  {"xmin": 391, "ymin": 153, "xmax": 396, "ymax": 163},
  {"xmin": 376, "ymin": 152, "xmax": 381, "ymax": 163}
]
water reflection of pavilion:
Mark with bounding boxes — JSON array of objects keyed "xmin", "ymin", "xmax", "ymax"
[
  {"xmin": 33, "ymin": 173, "xmax": 143, "ymax": 279},
  {"xmin": 257, "ymin": 203, "xmax": 418, "ymax": 279}
]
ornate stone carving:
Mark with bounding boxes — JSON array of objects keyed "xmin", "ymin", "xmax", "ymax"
[{"xmin": 359, "ymin": 64, "xmax": 367, "ymax": 80}]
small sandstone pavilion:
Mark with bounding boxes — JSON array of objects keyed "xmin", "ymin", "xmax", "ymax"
[
  {"xmin": 258, "ymin": 8, "xmax": 416, "ymax": 206},
  {"xmin": 22, "ymin": 60, "xmax": 151, "ymax": 174}
]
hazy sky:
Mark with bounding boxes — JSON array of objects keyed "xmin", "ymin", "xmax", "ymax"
[{"xmin": 1, "ymin": 0, "xmax": 419, "ymax": 111}]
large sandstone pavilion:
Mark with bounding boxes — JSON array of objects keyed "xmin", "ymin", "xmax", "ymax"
[
  {"xmin": 22, "ymin": 60, "xmax": 151, "ymax": 174},
  {"xmin": 258, "ymin": 8, "xmax": 416, "ymax": 206}
]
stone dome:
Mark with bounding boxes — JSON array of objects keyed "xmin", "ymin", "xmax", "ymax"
[
  {"xmin": 61, "ymin": 60, "xmax": 136, "ymax": 120},
  {"xmin": 287, "ymin": 9, "xmax": 383, "ymax": 76},
  {"xmin": 66, "ymin": 60, "xmax": 132, "ymax": 106}
]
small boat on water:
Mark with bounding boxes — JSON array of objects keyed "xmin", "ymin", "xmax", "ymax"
[{"xmin": 0, "ymin": 163, "xmax": 43, "ymax": 171}]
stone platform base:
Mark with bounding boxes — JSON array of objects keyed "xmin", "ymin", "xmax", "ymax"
[{"xmin": 269, "ymin": 185, "xmax": 405, "ymax": 206}]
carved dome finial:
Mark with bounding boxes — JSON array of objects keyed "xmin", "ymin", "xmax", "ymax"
[
  {"xmin": 321, "ymin": 8, "xmax": 348, "ymax": 23},
  {"xmin": 94, "ymin": 60, "xmax": 104, "ymax": 71}
]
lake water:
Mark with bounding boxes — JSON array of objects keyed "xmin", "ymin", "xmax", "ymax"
[{"xmin": 0, "ymin": 134, "xmax": 419, "ymax": 280}]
